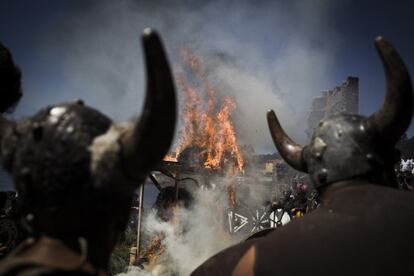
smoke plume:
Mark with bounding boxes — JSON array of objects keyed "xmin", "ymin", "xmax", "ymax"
[
  {"xmin": 15, "ymin": 0, "xmax": 342, "ymax": 152},
  {"xmin": 6, "ymin": 1, "xmax": 345, "ymax": 274}
]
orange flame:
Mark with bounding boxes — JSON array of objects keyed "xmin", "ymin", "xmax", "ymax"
[
  {"xmin": 163, "ymin": 155, "xmax": 178, "ymax": 162},
  {"xmin": 165, "ymin": 47, "xmax": 244, "ymax": 172}
]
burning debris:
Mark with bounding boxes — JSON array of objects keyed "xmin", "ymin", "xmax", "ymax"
[{"xmin": 138, "ymin": 233, "xmax": 166, "ymax": 269}]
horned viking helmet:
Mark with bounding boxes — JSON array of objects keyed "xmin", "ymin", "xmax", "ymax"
[
  {"xmin": 0, "ymin": 29, "xmax": 176, "ymax": 236},
  {"xmin": 267, "ymin": 37, "xmax": 413, "ymax": 189}
]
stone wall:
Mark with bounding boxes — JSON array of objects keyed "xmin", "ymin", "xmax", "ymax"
[{"xmin": 306, "ymin": 76, "xmax": 359, "ymax": 137}]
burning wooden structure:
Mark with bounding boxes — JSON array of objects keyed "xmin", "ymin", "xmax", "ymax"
[{"xmin": 126, "ymin": 47, "xmax": 314, "ymax": 271}]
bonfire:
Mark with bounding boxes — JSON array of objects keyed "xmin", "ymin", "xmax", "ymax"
[{"xmin": 165, "ymin": 47, "xmax": 244, "ymax": 174}]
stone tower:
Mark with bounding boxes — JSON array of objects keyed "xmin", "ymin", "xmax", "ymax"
[{"xmin": 307, "ymin": 76, "xmax": 359, "ymax": 137}]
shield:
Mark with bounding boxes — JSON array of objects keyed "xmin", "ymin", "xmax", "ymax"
[{"xmin": 227, "ymin": 203, "xmax": 271, "ymax": 235}]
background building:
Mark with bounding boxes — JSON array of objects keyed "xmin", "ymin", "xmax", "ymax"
[{"xmin": 307, "ymin": 76, "xmax": 359, "ymax": 137}]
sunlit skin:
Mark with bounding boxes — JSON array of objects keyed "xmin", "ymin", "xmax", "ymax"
[{"xmin": 232, "ymin": 246, "xmax": 256, "ymax": 276}]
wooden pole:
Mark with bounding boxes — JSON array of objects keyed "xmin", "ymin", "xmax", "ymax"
[{"xmin": 136, "ymin": 182, "xmax": 145, "ymax": 260}]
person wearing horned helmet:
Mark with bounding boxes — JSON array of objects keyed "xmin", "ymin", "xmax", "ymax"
[
  {"xmin": 192, "ymin": 37, "xmax": 414, "ymax": 276},
  {"xmin": 0, "ymin": 29, "xmax": 176, "ymax": 275}
]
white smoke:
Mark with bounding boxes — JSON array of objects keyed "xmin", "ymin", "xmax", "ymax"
[
  {"xmin": 121, "ymin": 186, "xmax": 242, "ymax": 276},
  {"xmin": 15, "ymin": 0, "xmax": 342, "ymax": 152},
  {"xmin": 118, "ymin": 168, "xmax": 294, "ymax": 276},
  {"xmin": 8, "ymin": 1, "xmax": 343, "ymax": 273},
  {"xmin": 0, "ymin": 1, "xmax": 361, "ymax": 274}
]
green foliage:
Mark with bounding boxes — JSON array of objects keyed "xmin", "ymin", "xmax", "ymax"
[{"xmin": 109, "ymin": 226, "xmax": 137, "ymax": 275}]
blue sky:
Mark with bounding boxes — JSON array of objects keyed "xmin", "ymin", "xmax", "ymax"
[{"xmin": 1, "ymin": 0, "xmax": 414, "ymax": 153}]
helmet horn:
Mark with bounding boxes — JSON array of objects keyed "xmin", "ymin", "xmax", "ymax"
[
  {"xmin": 368, "ymin": 37, "xmax": 413, "ymax": 144},
  {"xmin": 267, "ymin": 110, "xmax": 307, "ymax": 172},
  {"xmin": 120, "ymin": 29, "xmax": 176, "ymax": 179}
]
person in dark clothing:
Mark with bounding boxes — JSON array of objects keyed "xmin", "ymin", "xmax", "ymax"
[
  {"xmin": 0, "ymin": 42, "xmax": 25, "ymax": 260},
  {"xmin": 191, "ymin": 36, "xmax": 414, "ymax": 276},
  {"xmin": 0, "ymin": 29, "xmax": 176, "ymax": 275},
  {"xmin": 0, "ymin": 42, "xmax": 22, "ymax": 114}
]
